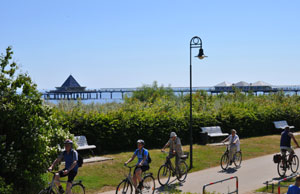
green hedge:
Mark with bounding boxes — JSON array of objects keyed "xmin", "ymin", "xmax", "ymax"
[{"xmin": 53, "ymin": 92, "xmax": 300, "ymax": 154}]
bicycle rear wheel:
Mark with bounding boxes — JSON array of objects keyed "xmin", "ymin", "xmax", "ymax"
[
  {"xmin": 177, "ymin": 161, "xmax": 188, "ymax": 182},
  {"xmin": 277, "ymin": 160, "xmax": 287, "ymax": 177},
  {"xmin": 116, "ymin": 179, "xmax": 133, "ymax": 194},
  {"xmin": 291, "ymin": 155, "xmax": 299, "ymax": 173},
  {"xmin": 220, "ymin": 154, "xmax": 229, "ymax": 170},
  {"xmin": 157, "ymin": 165, "xmax": 171, "ymax": 186},
  {"xmin": 71, "ymin": 183, "xmax": 85, "ymax": 194},
  {"xmin": 142, "ymin": 175, "xmax": 155, "ymax": 194},
  {"xmin": 233, "ymin": 151, "xmax": 242, "ymax": 168}
]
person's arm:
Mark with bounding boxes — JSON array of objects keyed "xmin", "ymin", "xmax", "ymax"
[
  {"xmin": 161, "ymin": 140, "xmax": 170, "ymax": 151},
  {"xmin": 48, "ymin": 156, "xmax": 62, "ymax": 172},
  {"xmin": 125, "ymin": 153, "xmax": 136, "ymax": 165},
  {"xmin": 222, "ymin": 136, "xmax": 229, "ymax": 143},
  {"xmin": 64, "ymin": 151, "xmax": 78, "ymax": 174},
  {"xmin": 290, "ymin": 133, "xmax": 300, "ymax": 148},
  {"xmin": 175, "ymin": 138, "xmax": 182, "ymax": 154},
  {"xmin": 233, "ymin": 136, "xmax": 239, "ymax": 144},
  {"xmin": 139, "ymin": 151, "xmax": 148, "ymax": 166}
]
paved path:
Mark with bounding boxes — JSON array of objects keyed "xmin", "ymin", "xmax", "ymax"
[{"xmin": 100, "ymin": 149, "xmax": 300, "ymax": 194}]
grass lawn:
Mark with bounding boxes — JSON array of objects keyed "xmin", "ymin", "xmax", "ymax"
[{"xmin": 55, "ymin": 134, "xmax": 300, "ymax": 194}]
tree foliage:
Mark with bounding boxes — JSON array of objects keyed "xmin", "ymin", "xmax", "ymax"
[{"xmin": 0, "ymin": 47, "xmax": 71, "ymax": 193}]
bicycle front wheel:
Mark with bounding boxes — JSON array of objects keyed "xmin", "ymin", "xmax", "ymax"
[
  {"xmin": 291, "ymin": 155, "xmax": 299, "ymax": 173},
  {"xmin": 220, "ymin": 154, "xmax": 229, "ymax": 170},
  {"xmin": 233, "ymin": 151, "xmax": 242, "ymax": 168},
  {"xmin": 277, "ymin": 160, "xmax": 287, "ymax": 177},
  {"xmin": 71, "ymin": 183, "xmax": 85, "ymax": 194},
  {"xmin": 177, "ymin": 161, "xmax": 188, "ymax": 182},
  {"xmin": 157, "ymin": 165, "xmax": 171, "ymax": 186},
  {"xmin": 116, "ymin": 179, "xmax": 133, "ymax": 194},
  {"xmin": 142, "ymin": 175, "xmax": 155, "ymax": 194}
]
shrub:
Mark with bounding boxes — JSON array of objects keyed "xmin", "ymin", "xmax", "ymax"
[{"xmin": 0, "ymin": 47, "xmax": 71, "ymax": 193}]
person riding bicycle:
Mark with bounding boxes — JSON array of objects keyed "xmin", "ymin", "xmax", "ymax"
[
  {"xmin": 280, "ymin": 126, "xmax": 300, "ymax": 164},
  {"xmin": 48, "ymin": 139, "xmax": 79, "ymax": 194},
  {"xmin": 125, "ymin": 139, "xmax": 150, "ymax": 190},
  {"xmin": 222, "ymin": 129, "xmax": 240, "ymax": 165},
  {"xmin": 161, "ymin": 132, "xmax": 183, "ymax": 177}
]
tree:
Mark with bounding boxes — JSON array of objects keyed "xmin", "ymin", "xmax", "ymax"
[
  {"xmin": 127, "ymin": 81, "xmax": 176, "ymax": 103},
  {"xmin": 0, "ymin": 47, "xmax": 71, "ymax": 193}
]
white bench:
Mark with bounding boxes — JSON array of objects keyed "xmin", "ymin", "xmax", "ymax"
[
  {"xmin": 273, "ymin": 121, "xmax": 295, "ymax": 130},
  {"xmin": 74, "ymin": 136, "xmax": 96, "ymax": 151},
  {"xmin": 201, "ymin": 126, "xmax": 229, "ymax": 138}
]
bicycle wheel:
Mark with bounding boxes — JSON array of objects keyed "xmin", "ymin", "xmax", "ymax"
[
  {"xmin": 291, "ymin": 155, "xmax": 299, "ymax": 173},
  {"xmin": 220, "ymin": 154, "xmax": 229, "ymax": 170},
  {"xmin": 277, "ymin": 160, "xmax": 287, "ymax": 177},
  {"xmin": 142, "ymin": 175, "xmax": 155, "ymax": 194},
  {"xmin": 116, "ymin": 179, "xmax": 133, "ymax": 194},
  {"xmin": 177, "ymin": 161, "xmax": 188, "ymax": 182},
  {"xmin": 157, "ymin": 165, "xmax": 171, "ymax": 186},
  {"xmin": 38, "ymin": 188, "xmax": 54, "ymax": 194},
  {"xmin": 233, "ymin": 151, "xmax": 242, "ymax": 168},
  {"xmin": 71, "ymin": 183, "xmax": 85, "ymax": 194}
]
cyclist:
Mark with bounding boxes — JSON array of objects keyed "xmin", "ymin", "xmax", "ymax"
[
  {"xmin": 222, "ymin": 129, "xmax": 240, "ymax": 165},
  {"xmin": 280, "ymin": 126, "xmax": 300, "ymax": 164},
  {"xmin": 287, "ymin": 175, "xmax": 300, "ymax": 194},
  {"xmin": 124, "ymin": 139, "xmax": 150, "ymax": 190},
  {"xmin": 161, "ymin": 132, "xmax": 183, "ymax": 176},
  {"xmin": 48, "ymin": 139, "xmax": 79, "ymax": 194}
]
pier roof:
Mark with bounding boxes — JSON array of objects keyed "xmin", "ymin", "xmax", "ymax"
[{"xmin": 53, "ymin": 75, "xmax": 86, "ymax": 92}]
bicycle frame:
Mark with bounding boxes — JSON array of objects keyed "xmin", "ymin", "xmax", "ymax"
[
  {"xmin": 123, "ymin": 165, "xmax": 141, "ymax": 190},
  {"xmin": 47, "ymin": 172, "xmax": 81, "ymax": 193}
]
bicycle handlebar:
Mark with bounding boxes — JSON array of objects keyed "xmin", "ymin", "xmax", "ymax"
[{"xmin": 124, "ymin": 164, "xmax": 136, "ymax": 169}]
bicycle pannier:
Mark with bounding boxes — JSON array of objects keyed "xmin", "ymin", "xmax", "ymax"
[{"xmin": 273, "ymin": 154, "xmax": 282, "ymax": 163}]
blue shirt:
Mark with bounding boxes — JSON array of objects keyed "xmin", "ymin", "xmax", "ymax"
[
  {"xmin": 134, "ymin": 148, "xmax": 149, "ymax": 166},
  {"xmin": 287, "ymin": 185, "xmax": 300, "ymax": 194},
  {"xmin": 59, "ymin": 149, "xmax": 79, "ymax": 172}
]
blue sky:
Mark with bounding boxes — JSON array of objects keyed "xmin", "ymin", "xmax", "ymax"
[{"xmin": 1, "ymin": 0, "xmax": 299, "ymax": 89}]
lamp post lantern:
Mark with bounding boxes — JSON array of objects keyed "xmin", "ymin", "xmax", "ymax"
[{"xmin": 189, "ymin": 36, "xmax": 206, "ymax": 169}]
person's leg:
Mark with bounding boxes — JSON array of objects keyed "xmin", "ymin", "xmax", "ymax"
[
  {"xmin": 66, "ymin": 171, "xmax": 77, "ymax": 194},
  {"xmin": 66, "ymin": 182, "xmax": 72, "ymax": 194},
  {"xmin": 288, "ymin": 148, "xmax": 294, "ymax": 163},
  {"xmin": 135, "ymin": 168, "xmax": 142, "ymax": 187},
  {"xmin": 231, "ymin": 146, "xmax": 237, "ymax": 162},
  {"xmin": 133, "ymin": 167, "xmax": 139, "ymax": 188},
  {"xmin": 168, "ymin": 154, "xmax": 175, "ymax": 171},
  {"xmin": 229, "ymin": 147, "xmax": 234, "ymax": 163},
  {"xmin": 57, "ymin": 170, "xmax": 66, "ymax": 193},
  {"xmin": 175, "ymin": 155, "xmax": 180, "ymax": 174}
]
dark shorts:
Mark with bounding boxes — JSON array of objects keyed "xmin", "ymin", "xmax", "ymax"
[
  {"xmin": 134, "ymin": 165, "xmax": 150, "ymax": 174},
  {"xmin": 59, "ymin": 169, "xmax": 77, "ymax": 183}
]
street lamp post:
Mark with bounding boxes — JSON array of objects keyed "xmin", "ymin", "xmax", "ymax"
[{"xmin": 189, "ymin": 36, "xmax": 206, "ymax": 169}]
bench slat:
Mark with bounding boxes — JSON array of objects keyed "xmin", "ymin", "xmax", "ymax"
[
  {"xmin": 74, "ymin": 136, "xmax": 96, "ymax": 150},
  {"xmin": 201, "ymin": 126, "xmax": 228, "ymax": 137}
]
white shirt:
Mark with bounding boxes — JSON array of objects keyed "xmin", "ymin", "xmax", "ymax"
[{"xmin": 228, "ymin": 134, "xmax": 240, "ymax": 151}]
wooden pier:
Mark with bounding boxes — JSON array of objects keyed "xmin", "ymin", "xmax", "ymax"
[{"xmin": 43, "ymin": 76, "xmax": 300, "ymax": 100}]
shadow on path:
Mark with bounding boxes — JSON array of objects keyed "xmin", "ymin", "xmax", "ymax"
[
  {"xmin": 218, "ymin": 167, "xmax": 238, "ymax": 174},
  {"xmin": 155, "ymin": 178, "xmax": 184, "ymax": 193}
]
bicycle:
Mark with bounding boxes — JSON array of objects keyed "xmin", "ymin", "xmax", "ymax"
[
  {"xmin": 220, "ymin": 144, "xmax": 242, "ymax": 170},
  {"xmin": 38, "ymin": 171, "xmax": 85, "ymax": 194},
  {"xmin": 157, "ymin": 151, "xmax": 188, "ymax": 186},
  {"xmin": 277, "ymin": 150, "xmax": 299, "ymax": 177},
  {"xmin": 116, "ymin": 165, "xmax": 155, "ymax": 194}
]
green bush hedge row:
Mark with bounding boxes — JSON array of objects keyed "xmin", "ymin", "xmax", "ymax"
[{"xmin": 54, "ymin": 92, "xmax": 300, "ymax": 154}]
